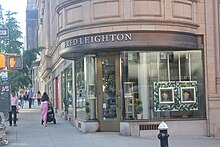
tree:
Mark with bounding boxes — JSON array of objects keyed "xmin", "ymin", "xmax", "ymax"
[
  {"xmin": 7, "ymin": 47, "xmax": 43, "ymax": 91},
  {"xmin": 0, "ymin": 11, "xmax": 23, "ymax": 91},
  {"xmin": 0, "ymin": 11, "xmax": 23, "ymax": 54},
  {"xmin": 0, "ymin": 10, "xmax": 43, "ymax": 91},
  {"xmin": 23, "ymin": 47, "xmax": 43, "ymax": 70}
]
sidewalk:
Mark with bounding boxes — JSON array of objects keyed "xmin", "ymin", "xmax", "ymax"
[{"xmin": 3, "ymin": 103, "xmax": 220, "ymax": 147}]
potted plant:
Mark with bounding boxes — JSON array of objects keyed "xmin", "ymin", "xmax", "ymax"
[
  {"xmin": 136, "ymin": 98, "xmax": 143, "ymax": 119},
  {"xmin": 85, "ymin": 101, "xmax": 90, "ymax": 120}
]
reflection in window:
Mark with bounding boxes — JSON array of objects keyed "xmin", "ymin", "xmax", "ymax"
[
  {"xmin": 66, "ymin": 67, "xmax": 73, "ymax": 109},
  {"xmin": 76, "ymin": 55, "xmax": 96, "ymax": 120},
  {"xmin": 102, "ymin": 58, "xmax": 117, "ymax": 120},
  {"xmin": 61, "ymin": 65, "xmax": 73, "ymax": 114},
  {"xmin": 122, "ymin": 51, "xmax": 205, "ymax": 120}
]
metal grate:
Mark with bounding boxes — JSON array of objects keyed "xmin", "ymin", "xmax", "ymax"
[{"xmin": 139, "ymin": 124, "xmax": 159, "ymax": 130}]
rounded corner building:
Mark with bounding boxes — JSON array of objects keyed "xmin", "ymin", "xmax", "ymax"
[{"xmin": 37, "ymin": 0, "xmax": 220, "ymax": 137}]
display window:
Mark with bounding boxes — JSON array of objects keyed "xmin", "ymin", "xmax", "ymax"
[
  {"xmin": 121, "ymin": 51, "xmax": 205, "ymax": 120},
  {"xmin": 61, "ymin": 65, "xmax": 73, "ymax": 113},
  {"xmin": 75, "ymin": 55, "xmax": 96, "ymax": 120}
]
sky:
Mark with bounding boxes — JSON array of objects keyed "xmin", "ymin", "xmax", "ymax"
[{"xmin": 0, "ymin": 0, "xmax": 27, "ymax": 39}]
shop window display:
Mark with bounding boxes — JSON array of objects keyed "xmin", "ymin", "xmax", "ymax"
[
  {"xmin": 76, "ymin": 56, "xmax": 96, "ymax": 120},
  {"xmin": 121, "ymin": 51, "xmax": 205, "ymax": 120},
  {"xmin": 154, "ymin": 81, "xmax": 198, "ymax": 112},
  {"xmin": 61, "ymin": 65, "xmax": 73, "ymax": 114},
  {"xmin": 124, "ymin": 82, "xmax": 135, "ymax": 119}
]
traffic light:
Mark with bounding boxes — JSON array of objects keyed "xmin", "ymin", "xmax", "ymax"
[
  {"xmin": 0, "ymin": 53, "xmax": 6, "ymax": 69},
  {"xmin": 7, "ymin": 55, "xmax": 23, "ymax": 69}
]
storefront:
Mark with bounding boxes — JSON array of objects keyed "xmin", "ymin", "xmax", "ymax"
[
  {"xmin": 60, "ymin": 31, "xmax": 205, "ymax": 135},
  {"xmin": 51, "ymin": 60, "xmax": 73, "ymax": 119}
]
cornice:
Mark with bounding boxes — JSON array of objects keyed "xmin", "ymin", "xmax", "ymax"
[
  {"xmin": 56, "ymin": 0, "xmax": 200, "ymax": 13},
  {"xmin": 40, "ymin": 68, "xmax": 52, "ymax": 80},
  {"xmin": 57, "ymin": 19, "xmax": 199, "ymax": 37}
]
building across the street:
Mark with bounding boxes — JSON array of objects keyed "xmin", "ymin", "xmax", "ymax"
[
  {"xmin": 26, "ymin": 0, "xmax": 38, "ymax": 49},
  {"xmin": 35, "ymin": 0, "xmax": 220, "ymax": 137}
]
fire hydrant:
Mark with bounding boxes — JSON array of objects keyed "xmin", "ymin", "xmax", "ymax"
[{"xmin": 158, "ymin": 121, "xmax": 169, "ymax": 147}]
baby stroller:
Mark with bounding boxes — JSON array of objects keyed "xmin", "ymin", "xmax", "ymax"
[{"xmin": 47, "ymin": 102, "xmax": 56, "ymax": 124}]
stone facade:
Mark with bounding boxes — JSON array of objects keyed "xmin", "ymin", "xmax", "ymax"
[
  {"xmin": 204, "ymin": 0, "xmax": 220, "ymax": 137},
  {"xmin": 36, "ymin": 0, "xmax": 220, "ymax": 137}
]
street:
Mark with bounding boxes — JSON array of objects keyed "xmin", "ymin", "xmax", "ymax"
[{"xmin": 3, "ymin": 103, "xmax": 220, "ymax": 147}]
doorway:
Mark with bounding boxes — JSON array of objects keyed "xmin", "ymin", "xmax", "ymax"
[{"xmin": 97, "ymin": 54, "xmax": 121, "ymax": 131}]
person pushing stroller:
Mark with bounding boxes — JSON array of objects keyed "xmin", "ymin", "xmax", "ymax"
[
  {"xmin": 40, "ymin": 92, "xmax": 49, "ymax": 127},
  {"xmin": 40, "ymin": 92, "xmax": 56, "ymax": 127}
]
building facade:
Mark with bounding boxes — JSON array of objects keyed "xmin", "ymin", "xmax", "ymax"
[
  {"xmin": 37, "ymin": 0, "xmax": 220, "ymax": 137},
  {"xmin": 26, "ymin": 0, "xmax": 40, "ymax": 94},
  {"xmin": 26, "ymin": 0, "xmax": 38, "ymax": 49}
]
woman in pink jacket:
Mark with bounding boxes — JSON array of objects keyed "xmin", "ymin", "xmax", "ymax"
[{"xmin": 40, "ymin": 92, "xmax": 49, "ymax": 127}]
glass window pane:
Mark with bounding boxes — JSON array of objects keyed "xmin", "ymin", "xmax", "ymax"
[
  {"xmin": 66, "ymin": 66, "xmax": 73, "ymax": 108},
  {"xmin": 76, "ymin": 57, "xmax": 85, "ymax": 119},
  {"xmin": 121, "ymin": 50, "xmax": 205, "ymax": 120},
  {"xmin": 102, "ymin": 57, "xmax": 117, "ymax": 120},
  {"xmin": 76, "ymin": 55, "xmax": 97, "ymax": 120}
]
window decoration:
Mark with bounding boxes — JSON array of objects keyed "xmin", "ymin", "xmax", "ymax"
[
  {"xmin": 159, "ymin": 87, "xmax": 174, "ymax": 104},
  {"xmin": 180, "ymin": 87, "xmax": 196, "ymax": 103},
  {"xmin": 154, "ymin": 81, "xmax": 177, "ymax": 111},
  {"xmin": 154, "ymin": 81, "xmax": 198, "ymax": 111},
  {"xmin": 177, "ymin": 81, "xmax": 198, "ymax": 111}
]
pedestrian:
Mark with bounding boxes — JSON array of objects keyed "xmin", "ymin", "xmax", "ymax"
[
  {"xmin": 37, "ymin": 91, "xmax": 42, "ymax": 106},
  {"xmin": 28, "ymin": 86, "xmax": 33, "ymax": 108},
  {"xmin": 23, "ymin": 91, "xmax": 28, "ymax": 102},
  {"xmin": 9, "ymin": 91, "xmax": 19, "ymax": 126},
  {"xmin": 40, "ymin": 92, "xmax": 49, "ymax": 127},
  {"xmin": 17, "ymin": 91, "xmax": 21, "ymax": 108},
  {"xmin": 32, "ymin": 93, "xmax": 35, "ymax": 106},
  {"xmin": 19, "ymin": 90, "xmax": 24, "ymax": 108}
]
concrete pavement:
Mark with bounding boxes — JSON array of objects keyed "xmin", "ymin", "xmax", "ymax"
[{"xmin": 3, "ymin": 103, "xmax": 220, "ymax": 147}]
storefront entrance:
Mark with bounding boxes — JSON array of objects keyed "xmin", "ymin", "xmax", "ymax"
[{"xmin": 97, "ymin": 54, "xmax": 121, "ymax": 131}]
